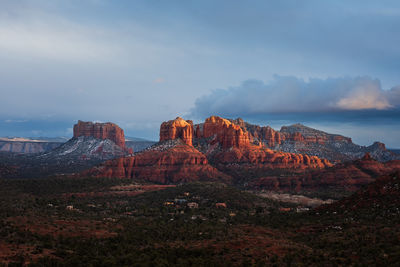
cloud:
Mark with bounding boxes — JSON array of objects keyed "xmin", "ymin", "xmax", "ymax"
[
  {"xmin": 4, "ymin": 119, "xmax": 28, "ymax": 123},
  {"xmin": 191, "ymin": 76, "xmax": 399, "ymax": 117},
  {"xmin": 0, "ymin": 16, "xmax": 119, "ymax": 63},
  {"xmin": 387, "ymin": 86, "xmax": 400, "ymax": 107},
  {"xmin": 336, "ymin": 79, "xmax": 392, "ymax": 110}
]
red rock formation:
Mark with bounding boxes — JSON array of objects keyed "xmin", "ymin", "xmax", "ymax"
[
  {"xmin": 84, "ymin": 141, "xmax": 231, "ymax": 183},
  {"xmin": 73, "ymin": 121, "xmax": 126, "ymax": 149},
  {"xmin": 231, "ymin": 118, "xmax": 356, "ymax": 147},
  {"xmin": 195, "ymin": 116, "xmax": 250, "ymax": 149},
  {"xmin": 251, "ymin": 153, "xmax": 400, "ymax": 192},
  {"xmin": 159, "ymin": 117, "xmax": 194, "ymax": 146},
  {"xmin": 214, "ymin": 146, "xmax": 331, "ymax": 170}
]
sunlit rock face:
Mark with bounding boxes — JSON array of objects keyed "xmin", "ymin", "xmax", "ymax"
[
  {"xmin": 194, "ymin": 116, "xmax": 251, "ymax": 150},
  {"xmin": 231, "ymin": 119, "xmax": 398, "ymax": 162},
  {"xmin": 83, "ymin": 139, "xmax": 231, "ymax": 184},
  {"xmin": 73, "ymin": 120, "xmax": 126, "ymax": 149},
  {"xmin": 159, "ymin": 117, "xmax": 194, "ymax": 146}
]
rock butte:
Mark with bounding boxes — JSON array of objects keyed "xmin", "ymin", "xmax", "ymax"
[
  {"xmin": 84, "ymin": 116, "xmax": 333, "ymax": 183},
  {"xmin": 160, "ymin": 117, "xmax": 194, "ymax": 146},
  {"xmin": 196, "ymin": 116, "xmax": 251, "ymax": 149},
  {"xmin": 73, "ymin": 120, "xmax": 126, "ymax": 149}
]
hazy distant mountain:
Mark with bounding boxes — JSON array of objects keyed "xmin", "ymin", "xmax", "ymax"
[
  {"xmin": 125, "ymin": 136, "xmax": 156, "ymax": 152},
  {"xmin": 0, "ymin": 137, "xmax": 65, "ymax": 153}
]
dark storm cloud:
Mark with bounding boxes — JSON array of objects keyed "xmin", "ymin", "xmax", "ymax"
[{"xmin": 190, "ymin": 76, "xmax": 399, "ymax": 118}]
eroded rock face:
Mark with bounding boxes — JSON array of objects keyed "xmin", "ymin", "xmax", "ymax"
[
  {"xmin": 73, "ymin": 121, "xmax": 126, "ymax": 149},
  {"xmin": 195, "ymin": 116, "xmax": 251, "ymax": 149},
  {"xmin": 231, "ymin": 119, "xmax": 398, "ymax": 162},
  {"xmin": 251, "ymin": 153, "xmax": 400, "ymax": 192},
  {"xmin": 86, "ymin": 117, "xmax": 332, "ymax": 183},
  {"xmin": 159, "ymin": 117, "xmax": 193, "ymax": 146},
  {"xmin": 231, "ymin": 118, "xmax": 282, "ymax": 146},
  {"xmin": 84, "ymin": 140, "xmax": 231, "ymax": 183},
  {"xmin": 214, "ymin": 146, "xmax": 331, "ymax": 169}
]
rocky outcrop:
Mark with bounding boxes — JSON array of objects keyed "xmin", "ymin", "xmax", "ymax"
[
  {"xmin": 232, "ymin": 119, "xmax": 352, "ymax": 147},
  {"xmin": 85, "ymin": 116, "xmax": 332, "ymax": 183},
  {"xmin": 159, "ymin": 117, "xmax": 194, "ymax": 146},
  {"xmin": 84, "ymin": 115, "xmax": 398, "ymax": 189},
  {"xmin": 251, "ymin": 153, "xmax": 400, "ymax": 193},
  {"xmin": 159, "ymin": 116, "xmax": 252, "ymax": 150},
  {"xmin": 194, "ymin": 116, "xmax": 251, "ymax": 149},
  {"xmin": 73, "ymin": 121, "xmax": 126, "ymax": 149},
  {"xmin": 231, "ymin": 118, "xmax": 282, "ymax": 146},
  {"xmin": 213, "ymin": 146, "xmax": 331, "ymax": 169},
  {"xmin": 41, "ymin": 136, "xmax": 128, "ymax": 161},
  {"xmin": 210, "ymin": 146, "xmax": 332, "ymax": 185},
  {"xmin": 231, "ymin": 119, "xmax": 398, "ymax": 162},
  {"xmin": 84, "ymin": 140, "xmax": 231, "ymax": 184}
]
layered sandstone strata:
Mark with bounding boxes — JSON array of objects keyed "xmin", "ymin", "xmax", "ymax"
[{"xmin": 73, "ymin": 121, "xmax": 126, "ymax": 149}]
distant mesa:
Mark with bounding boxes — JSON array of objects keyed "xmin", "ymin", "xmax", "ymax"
[
  {"xmin": 30, "ymin": 120, "xmax": 133, "ymax": 175},
  {"xmin": 73, "ymin": 120, "xmax": 126, "ymax": 150}
]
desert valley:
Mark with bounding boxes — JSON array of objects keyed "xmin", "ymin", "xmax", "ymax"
[{"xmin": 1, "ymin": 117, "xmax": 400, "ymax": 265}]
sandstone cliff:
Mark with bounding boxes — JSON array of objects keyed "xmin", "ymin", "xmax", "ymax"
[
  {"xmin": 159, "ymin": 117, "xmax": 193, "ymax": 146},
  {"xmin": 251, "ymin": 153, "xmax": 400, "ymax": 193},
  {"xmin": 80, "ymin": 116, "xmax": 400, "ymax": 190},
  {"xmin": 88, "ymin": 116, "xmax": 331, "ymax": 183},
  {"xmin": 195, "ymin": 116, "xmax": 251, "ymax": 149},
  {"xmin": 73, "ymin": 121, "xmax": 126, "ymax": 149},
  {"xmin": 231, "ymin": 118, "xmax": 398, "ymax": 162},
  {"xmin": 84, "ymin": 140, "xmax": 231, "ymax": 183}
]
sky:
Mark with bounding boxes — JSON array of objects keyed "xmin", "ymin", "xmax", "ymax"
[{"xmin": 1, "ymin": 0, "xmax": 400, "ymax": 147}]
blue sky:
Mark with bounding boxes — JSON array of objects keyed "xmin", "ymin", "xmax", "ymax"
[{"xmin": 1, "ymin": 0, "xmax": 400, "ymax": 147}]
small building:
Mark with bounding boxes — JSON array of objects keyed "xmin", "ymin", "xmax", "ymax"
[
  {"xmin": 216, "ymin": 203, "xmax": 227, "ymax": 208},
  {"xmin": 187, "ymin": 202, "xmax": 199, "ymax": 209},
  {"xmin": 296, "ymin": 207, "xmax": 310, "ymax": 213},
  {"xmin": 164, "ymin": 201, "xmax": 174, "ymax": 206}
]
